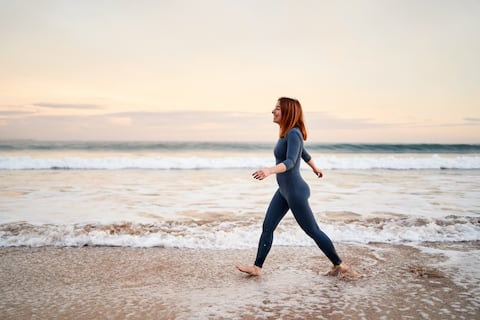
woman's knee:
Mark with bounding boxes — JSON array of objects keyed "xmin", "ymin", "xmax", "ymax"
[
  {"xmin": 302, "ymin": 225, "xmax": 322, "ymax": 239},
  {"xmin": 261, "ymin": 222, "xmax": 276, "ymax": 235},
  {"xmin": 294, "ymin": 213, "xmax": 323, "ymax": 238}
]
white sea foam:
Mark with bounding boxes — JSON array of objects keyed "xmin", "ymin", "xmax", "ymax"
[
  {"xmin": 1, "ymin": 154, "xmax": 479, "ymax": 170},
  {"xmin": 1, "ymin": 216, "xmax": 478, "ymax": 248},
  {"xmin": 2, "ymin": 156, "xmax": 479, "ymax": 254}
]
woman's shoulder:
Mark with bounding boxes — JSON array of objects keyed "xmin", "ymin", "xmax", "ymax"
[{"xmin": 286, "ymin": 127, "xmax": 302, "ymax": 138}]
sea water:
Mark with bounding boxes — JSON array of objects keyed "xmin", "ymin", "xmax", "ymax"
[{"xmin": 0, "ymin": 141, "xmax": 479, "ymax": 248}]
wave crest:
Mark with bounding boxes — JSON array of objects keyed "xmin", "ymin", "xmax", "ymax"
[
  {"xmin": 1, "ymin": 155, "xmax": 480, "ymax": 170},
  {"xmin": 1, "ymin": 216, "xmax": 478, "ymax": 248}
]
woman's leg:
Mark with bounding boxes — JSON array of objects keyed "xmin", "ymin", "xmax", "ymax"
[
  {"xmin": 253, "ymin": 190, "xmax": 290, "ymax": 268},
  {"xmin": 290, "ymin": 198, "xmax": 342, "ymax": 266}
]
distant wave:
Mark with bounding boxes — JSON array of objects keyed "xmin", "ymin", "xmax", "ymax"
[
  {"xmin": 1, "ymin": 215, "xmax": 478, "ymax": 248},
  {"xmin": 1, "ymin": 141, "xmax": 480, "ymax": 153},
  {"xmin": 1, "ymin": 155, "xmax": 479, "ymax": 170}
]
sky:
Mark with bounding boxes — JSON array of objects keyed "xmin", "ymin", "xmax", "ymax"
[{"xmin": 0, "ymin": 0, "xmax": 479, "ymax": 143}]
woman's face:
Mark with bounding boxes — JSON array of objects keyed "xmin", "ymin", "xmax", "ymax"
[{"xmin": 272, "ymin": 101, "xmax": 282, "ymax": 124}]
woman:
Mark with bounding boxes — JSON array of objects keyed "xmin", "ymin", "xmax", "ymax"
[{"xmin": 236, "ymin": 97, "xmax": 350, "ymax": 276}]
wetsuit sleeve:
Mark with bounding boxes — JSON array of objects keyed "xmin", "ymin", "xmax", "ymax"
[
  {"xmin": 282, "ymin": 129, "xmax": 303, "ymax": 171},
  {"xmin": 301, "ymin": 147, "xmax": 312, "ymax": 163}
]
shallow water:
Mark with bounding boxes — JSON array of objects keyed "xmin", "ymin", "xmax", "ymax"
[
  {"xmin": 1, "ymin": 168, "xmax": 479, "ymax": 248},
  {"xmin": 1, "ymin": 243, "xmax": 479, "ymax": 320}
]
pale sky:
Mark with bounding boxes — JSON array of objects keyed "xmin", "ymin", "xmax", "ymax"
[{"xmin": 1, "ymin": 0, "xmax": 479, "ymax": 142}]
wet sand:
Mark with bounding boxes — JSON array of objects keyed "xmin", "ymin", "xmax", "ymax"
[{"xmin": 1, "ymin": 243, "xmax": 479, "ymax": 320}]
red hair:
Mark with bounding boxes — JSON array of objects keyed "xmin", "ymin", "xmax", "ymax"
[{"xmin": 278, "ymin": 97, "xmax": 307, "ymax": 140}]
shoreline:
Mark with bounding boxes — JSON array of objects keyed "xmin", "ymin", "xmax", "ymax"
[{"xmin": 1, "ymin": 242, "xmax": 479, "ymax": 319}]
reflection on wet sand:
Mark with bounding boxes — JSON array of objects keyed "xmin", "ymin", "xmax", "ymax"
[{"xmin": 1, "ymin": 242, "xmax": 478, "ymax": 319}]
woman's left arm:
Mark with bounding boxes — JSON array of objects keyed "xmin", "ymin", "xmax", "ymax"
[
  {"xmin": 302, "ymin": 146, "xmax": 323, "ymax": 178},
  {"xmin": 306, "ymin": 159, "xmax": 323, "ymax": 178}
]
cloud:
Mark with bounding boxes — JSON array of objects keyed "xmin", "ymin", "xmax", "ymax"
[
  {"xmin": 0, "ymin": 111, "xmax": 272, "ymax": 141},
  {"xmin": 33, "ymin": 103, "xmax": 104, "ymax": 110},
  {"xmin": 307, "ymin": 112, "xmax": 392, "ymax": 130},
  {"xmin": 415, "ymin": 119, "xmax": 480, "ymax": 128},
  {"xmin": 0, "ymin": 110, "xmax": 36, "ymax": 115},
  {"xmin": 464, "ymin": 117, "xmax": 480, "ymax": 122},
  {"xmin": 0, "ymin": 106, "xmax": 38, "ymax": 118},
  {"xmin": 0, "ymin": 110, "xmax": 477, "ymax": 143},
  {"xmin": 107, "ymin": 117, "xmax": 132, "ymax": 126}
]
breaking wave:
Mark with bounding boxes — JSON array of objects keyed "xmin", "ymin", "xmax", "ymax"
[
  {"xmin": 1, "ymin": 155, "xmax": 479, "ymax": 170},
  {"xmin": 1, "ymin": 215, "xmax": 478, "ymax": 248}
]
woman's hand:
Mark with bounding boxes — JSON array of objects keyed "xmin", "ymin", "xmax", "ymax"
[
  {"xmin": 252, "ymin": 169, "xmax": 271, "ymax": 180},
  {"xmin": 252, "ymin": 163, "xmax": 286, "ymax": 180},
  {"xmin": 306, "ymin": 159, "xmax": 323, "ymax": 178},
  {"xmin": 313, "ymin": 168, "xmax": 323, "ymax": 178}
]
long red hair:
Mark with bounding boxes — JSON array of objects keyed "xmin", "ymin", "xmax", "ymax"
[{"xmin": 278, "ymin": 97, "xmax": 307, "ymax": 140}]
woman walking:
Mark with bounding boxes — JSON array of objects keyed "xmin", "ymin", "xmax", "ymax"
[{"xmin": 236, "ymin": 97, "xmax": 350, "ymax": 276}]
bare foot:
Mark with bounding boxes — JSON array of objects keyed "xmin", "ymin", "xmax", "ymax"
[
  {"xmin": 235, "ymin": 265, "xmax": 261, "ymax": 276},
  {"xmin": 326, "ymin": 263, "xmax": 357, "ymax": 278}
]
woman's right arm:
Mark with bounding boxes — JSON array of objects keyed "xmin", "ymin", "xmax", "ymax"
[{"xmin": 253, "ymin": 129, "xmax": 301, "ymax": 180}]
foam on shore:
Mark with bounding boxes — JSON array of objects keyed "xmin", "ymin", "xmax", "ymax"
[{"xmin": 1, "ymin": 214, "xmax": 479, "ymax": 248}]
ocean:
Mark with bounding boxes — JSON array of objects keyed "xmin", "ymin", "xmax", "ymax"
[{"xmin": 1, "ymin": 140, "xmax": 479, "ymax": 248}]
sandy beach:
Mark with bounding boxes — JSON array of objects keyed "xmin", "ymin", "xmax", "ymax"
[
  {"xmin": 1, "ymin": 242, "xmax": 478, "ymax": 320},
  {"xmin": 1, "ymin": 145, "xmax": 479, "ymax": 319}
]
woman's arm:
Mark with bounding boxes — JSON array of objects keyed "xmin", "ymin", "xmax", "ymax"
[
  {"xmin": 302, "ymin": 146, "xmax": 323, "ymax": 178},
  {"xmin": 252, "ymin": 163, "xmax": 286, "ymax": 180},
  {"xmin": 302, "ymin": 147, "xmax": 312, "ymax": 163},
  {"xmin": 253, "ymin": 157, "xmax": 323, "ymax": 179},
  {"xmin": 253, "ymin": 129, "xmax": 302, "ymax": 180},
  {"xmin": 306, "ymin": 159, "xmax": 323, "ymax": 178}
]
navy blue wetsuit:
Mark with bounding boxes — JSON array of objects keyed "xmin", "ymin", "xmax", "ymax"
[{"xmin": 254, "ymin": 127, "xmax": 342, "ymax": 268}]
